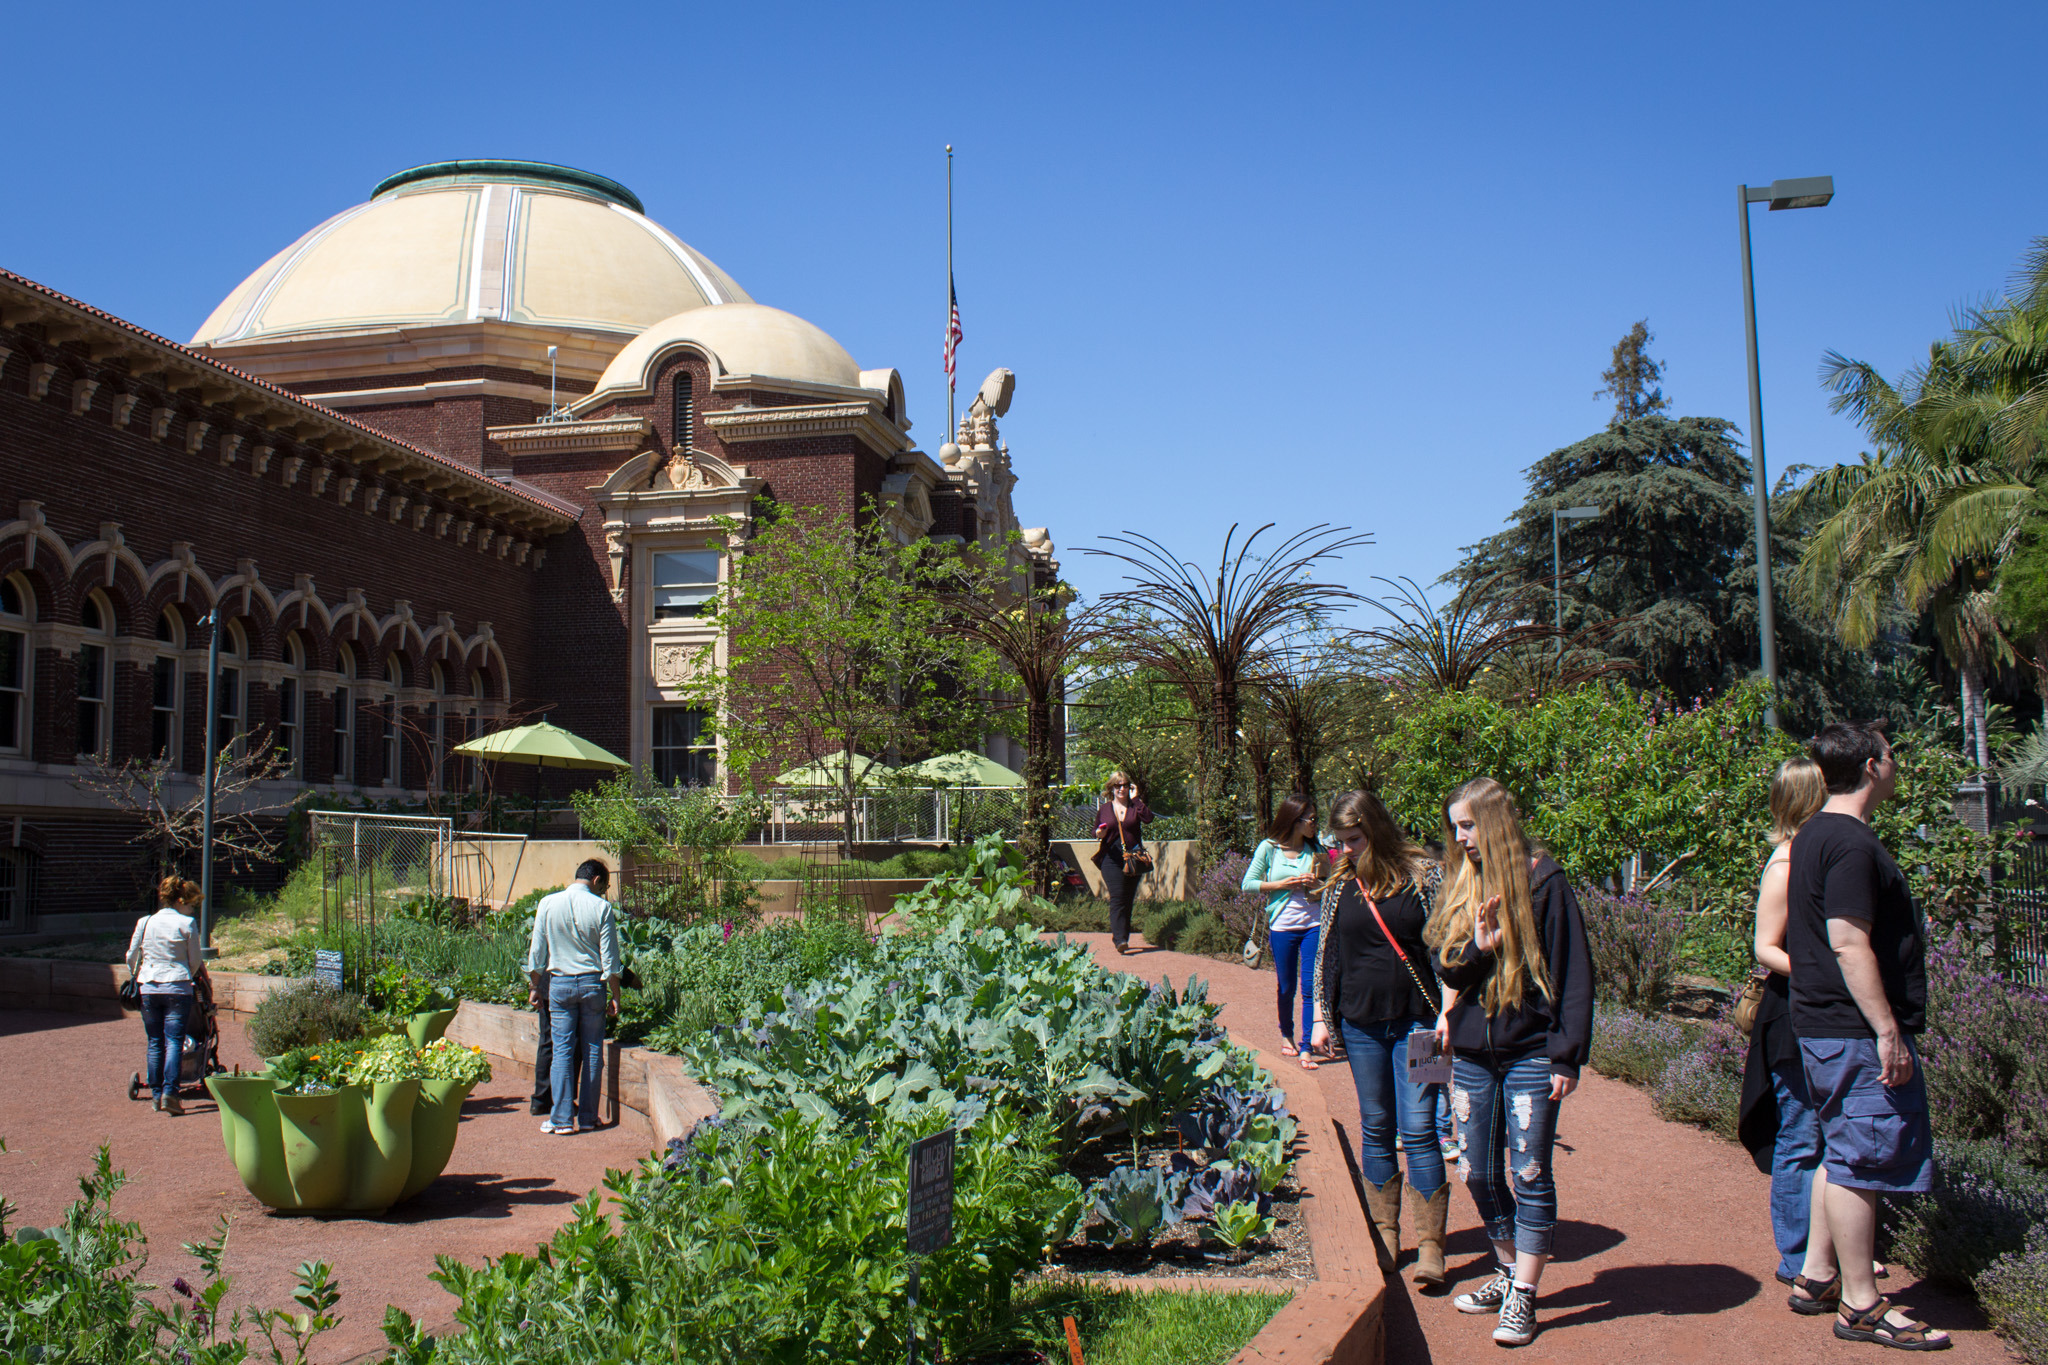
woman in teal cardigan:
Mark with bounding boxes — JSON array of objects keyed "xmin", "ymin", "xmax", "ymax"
[{"xmin": 1243, "ymin": 793, "xmax": 1326, "ymax": 1067}]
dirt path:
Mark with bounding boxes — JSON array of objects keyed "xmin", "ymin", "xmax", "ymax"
[
  {"xmin": 0, "ymin": 1008, "xmax": 654, "ymax": 1364},
  {"xmin": 1072, "ymin": 932, "xmax": 2015, "ymax": 1364}
]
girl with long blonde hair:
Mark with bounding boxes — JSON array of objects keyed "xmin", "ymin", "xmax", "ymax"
[
  {"xmin": 1429, "ymin": 777, "xmax": 1592, "ymax": 1347},
  {"xmin": 1305, "ymin": 789, "xmax": 1453, "ymax": 1286}
]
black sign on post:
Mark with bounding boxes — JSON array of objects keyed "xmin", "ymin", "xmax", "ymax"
[
  {"xmin": 907, "ymin": 1128, "xmax": 956, "ymax": 1254},
  {"xmin": 314, "ymin": 949, "xmax": 344, "ymax": 993}
]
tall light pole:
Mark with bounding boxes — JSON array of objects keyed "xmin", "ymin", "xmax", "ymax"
[
  {"xmin": 1739, "ymin": 174, "xmax": 1834, "ymax": 729},
  {"xmin": 1553, "ymin": 505, "xmax": 1601, "ymax": 633},
  {"xmin": 198, "ymin": 609, "xmax": 221, "ymax": 958}
]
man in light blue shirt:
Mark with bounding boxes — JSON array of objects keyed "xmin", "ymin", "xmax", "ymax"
[{"xmin": 525, "ymin": 859, "xmax": 622, "ymax": 1134}]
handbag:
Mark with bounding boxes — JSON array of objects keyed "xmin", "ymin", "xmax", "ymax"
[
  {"xmin": 1117, "ymin": 812, "xmax": 1153, "ymax": 879},
  {"xmin": 119, "ymin": 975, "xmax": 140, "ymax": 1006},
  {"xmin": 1732, "ymin": 966, "xmax": 1770, "ymax": 1038}
]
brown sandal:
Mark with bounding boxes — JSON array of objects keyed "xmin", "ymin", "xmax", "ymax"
[
  {"xmin": 1788, "ymin": 1272, "xmax": 1841, "ymax": 1315},
  {"xmin": 1834, "ymin": 1296, "xmax": 1951, "ymax": 1350}
]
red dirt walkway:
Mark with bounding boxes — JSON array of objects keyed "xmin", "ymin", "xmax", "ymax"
[
  {"xmin": 1072, "ymin": 931, "xmax": 2016, "ymax": 1365},
  {"xmin": 0, "ymin": 1008, "xmax": 654, "ymax": 1364}
]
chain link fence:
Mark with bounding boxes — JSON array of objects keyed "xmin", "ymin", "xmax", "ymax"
[{"xmin": 309, "ymin": 811, "xmax": 454, "ymax": 993}]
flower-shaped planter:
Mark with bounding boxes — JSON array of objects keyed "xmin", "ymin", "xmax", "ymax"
[
  {"xmin": 406, "ymin": 1008, "xmax": 458, "ymax": 1049},
  {"xmin": 208, "ymin": 1075, "xmax": 478, "ymax": 1214}
]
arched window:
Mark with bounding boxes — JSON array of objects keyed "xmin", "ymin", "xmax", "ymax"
[
  {"xmin": 466, "ymin": 669, "xmax": 484, "ymax": 792},
  {"xmin": 428, "ymin": 663, "xmax": 447, "ymax": 793},
  {"xmin": 332, "ymin": 645, "xmax": 356, "ymax": 783},
  {"xmin": 382, "ymin": 655, "xmax": 403, "ymax": 786},
  {"xmin": 278, "ymin": 633, "xmax": 304, "ymax": 779},
  {"xmin": 151, "ymin": 611, "xmax": 183, "ymax": 764},
  {"xmin": 216, "ymin": 621, "xmax": 246, "ymax": 760},
  {"xmin": 0, "ymin": 578, "xmax": 31, "ymax": 754},
  {"xmin": 76, "ymin": 593, "xmax": 112, "ymax": 760}
]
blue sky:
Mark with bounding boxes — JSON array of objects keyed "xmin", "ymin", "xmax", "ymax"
[{"xmin": 8, "ymin": 1, "xmax": 2045, "ymax": 611}]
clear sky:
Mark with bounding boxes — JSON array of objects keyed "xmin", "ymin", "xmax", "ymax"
[{"xmin": 7, "ymin": 1, "xmax": 2045, "ymax": 612}]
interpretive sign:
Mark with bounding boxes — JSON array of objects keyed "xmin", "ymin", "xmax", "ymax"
[
  {"xmin": 907, "ymin": 1128, "xmax": 956, "ymax": 1253},
  {"xmin": 314, "ymin": 949, "xmax": 344, "ymax": 992}
]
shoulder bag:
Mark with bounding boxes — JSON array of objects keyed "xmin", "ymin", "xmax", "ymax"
[
  {"xmin": 1732, "ymin": 966, "xmax": 1770, "ymax": 1038},
  {"xmin": 1117, "ymin": 811, "xmax": 1153, "ymax": 879}
]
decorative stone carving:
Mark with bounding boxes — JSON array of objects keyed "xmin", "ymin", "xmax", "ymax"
[
  {"xmin": 365, "ymin": 486, "xmax": 385, "ymax": 516},
  {"xmin": 604, "ymin": 526, "xmax": 625, "ymax": 603},
  {"xmin": 27, "ymin": 362, "xmax": 56, "ymax": 401},
  {"xmin": 513, "ymin": 541, "xmax": 531, "ymax": 566},
  {"xmin": 98, "ymin": 523, "xmax": 124, "ymax": 586},
  {"xmin": 111, "ymin": 392, "xmax": 138, "ymax": 428},
  {"xmin": 152, "ymin": 407, "xmax": 175, "ymax": 441},
  {"xmin": 413, "ymin": 505, "xmax": 431, "ymax": 531},
  {"xmin": 456, "ymin": 521, "xmax": 473, "ymax": 546},
  {"xmin": 337, "ymin": 476, "xmax": 359, "ymax": 506},
  {"xmin": 252, "ymin": 445, "xmax": 274, "ymax": 476},
  {"xmin": 69, "ymin": 377, "xmax": 98, "ymax": 416},
  {"xmin": 218, "ymin": 433, "xmax": 243, "ymax": 467},
  {"xmin": 389, "ymin": 495, "xmax": 410, "ymax": 523},
  {"xmin": 312, "ymin": 467, "xmax": 333, "ymax": 496},
  {"xmin": 280, "ymin": 454, "xmax": 303, "ymax": 487},
  {"xmin": 654, "ymin": 644, "xmax": 695, "ymax": 686},
  {"xmin": 435, "ymin": 512, "xmax": 454, "ymax": 537},
  {"xmin": 184, "ymin": 421, "xmax": 211, "ymax": 456}
]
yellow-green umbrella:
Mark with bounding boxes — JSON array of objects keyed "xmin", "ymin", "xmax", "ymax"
[
  {"xmin": 899, "ymin": 750, "xmax": 1024, "ymax": 787},
  {"xmin": 454, "ymin": 721, "xmax": 628, "ymax": 832},
  {"xmin": 771, "ymin": 751, "xmax": 894, "ymax": 788}
]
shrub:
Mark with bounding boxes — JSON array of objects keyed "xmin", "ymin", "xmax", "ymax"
[
  {"xmin": 1650, "ymin": 1013, "xmax": 1744, "ymax": 1140},
  {"xmin": 1190, "ymin": 852, "xmax": 1263, "ymax": 953},
  {"xmin": 1920, "ymin": 930, "xmax": 2048, "ymax": 1165},
  {"xmin": 1579, "ymin": 887, "xmax": 1686, "ymax": 1009},
  {"xmin": 1026, "ymin": 898, "xmax": 1110, "ymax": 935},
  {"xmin": 1177, "ymin": 912, "xmax": 1233, "ymax": 957},
  {"xmin": 1133, "ymin": 900, "xmax": 1192, "ymax": 951},
  {"xmin": 1879, "ymin": 1138, "xmax": 2048, "ymax": 1290},
  {"xmin": 246, "ymin": 979, "xmax": 369, "ymax": 1057},
  {"xmin": 1588, "ymin": 1005, "xmax": 1687, "ymax": 1087},
  {"xmin": 1978, "ymin": 1222, "xmax": 2048, "ymax": 1365}
]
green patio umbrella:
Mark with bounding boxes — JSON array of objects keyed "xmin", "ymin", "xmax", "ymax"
[
  {"xmin": 454, "ymin": 720, "xmax": 629, "ymax": 832},
  {"xmin": 899, "ymin": 750, "xmax": 1024, "ymax": 787},
  {"xmin": 771, "ymin": 751, "xmax": 894, "ymax": 788}
]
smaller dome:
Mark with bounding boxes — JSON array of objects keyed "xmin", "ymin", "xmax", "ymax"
[{"xmin": 589, "ymin": 303, "xmax": 861, "ymax": 399}]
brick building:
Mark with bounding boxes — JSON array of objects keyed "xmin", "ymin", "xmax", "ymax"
[{"xmin": 0, "ymin": 160, "xmax": 1052, "ymax": 933}]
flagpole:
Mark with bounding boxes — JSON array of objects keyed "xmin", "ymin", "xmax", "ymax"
[{"xmin": 946, "ymin": 144, "xmax": 956, "ymax": 443}]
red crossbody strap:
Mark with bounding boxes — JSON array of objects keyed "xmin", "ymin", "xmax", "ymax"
[{"xmin": 1356, "ymin": 877, "xmax": 1441, "ymax": 1010}]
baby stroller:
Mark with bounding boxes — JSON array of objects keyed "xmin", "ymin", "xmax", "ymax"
[{"xmin": 127, "ymin": 973, "xmax": 225, "ymax": 1102}]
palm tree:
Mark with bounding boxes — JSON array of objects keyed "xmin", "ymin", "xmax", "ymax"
[
  {"xmin": 1089, "ymin": 524, "xmax": 1367, "ymax": 858},
  {"xmin": 1789, "ymin": 345, "xmax": 2026, "ymax": 769}
]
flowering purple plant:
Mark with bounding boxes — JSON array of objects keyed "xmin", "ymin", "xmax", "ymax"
[
  {"xmin": 1579, "ymin": 887, "xmax": 1685, "ymax": 1010},
  {"xmin": 1919, "ymin": 929, "xmax": 2048, "ymax": 1164},
  {"xmin": 1190, "ymin": 852, "xmax": 1264, "ymax": 947}
]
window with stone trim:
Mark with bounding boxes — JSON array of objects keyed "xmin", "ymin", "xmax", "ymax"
[
  {"xmin": 652, "ymin": 550, "xmax": 720, "ymax": 620},
  {"xmin": 151, "ymin": 611, "xmax": 181, "ymax": 764},
  {"xmin": 651, "ymin": 706, "xmax": 715, "ymax": 788},
  {"xmin": 278, "ymin": 633, "xmax": 304, "ymax": 779},
  {"xmin": 216, "ymin": 621, "xmax": 246, "ymax": 761},
  {"xmin": 382, "ymin": 656, "xmax": 404, "ymax": 786},
  {"xmin": 76, "ymin": 595, "xmax": 111, "ymax": 760},
  {"xmin": 0, "ymin": 578, "xmax": 30, "ymax": 754},
  {"xmin": 333, "ymin": 645, "xmax": 356, "ymax": 783}
]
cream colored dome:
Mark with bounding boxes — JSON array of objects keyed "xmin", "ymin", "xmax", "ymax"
[
  {"xmin": 589, "ymin": 303, "xmax": 863, "ymax": 398},
  {"xmin": 191, "ymin": 161, "xmax": 749, "ymax": 348}
]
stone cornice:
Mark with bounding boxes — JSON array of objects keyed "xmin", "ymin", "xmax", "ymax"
[
  {"xmin": 486, "ymin": 417, "xmax": 653, "ymax": 456},
  {"xmin": 313, "ymin": 376, "xmax": 559, "ymax": 409},
  {"xmin": 0, "ymin": 271, "xmax": 578, "ymax": 541},
  {"xmin": 705, "ymin": 401, "xmax": 905, "ymax": 455}
]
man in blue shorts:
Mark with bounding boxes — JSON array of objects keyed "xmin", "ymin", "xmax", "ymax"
[{"xmin": 1783, "ymin": 721, "xmax": 1948, "ymax": 1350}]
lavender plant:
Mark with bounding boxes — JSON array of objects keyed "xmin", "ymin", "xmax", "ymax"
[
  {"xmin": 1977, "ymin": 1222, "xmax": 2048, "ymax": 1365},
  {"xmin": 1579, "ymin": 887, "xmax": 1686, "ymax": 1009},
  {"xmin": 1650, "ymin": 1012, "xmax": 1745, "ymax": 1141},
  {"xmin": 1880, "ymin": 1138, "xmax": 2048, "ymax": 1290},
  {"xmin": 1919, "ymin": 930, "xmax": 2048, "ymax": 1165},
  {"xmin": 1588, "ymin": 1006, "xmax": 1687, "ymax": 1087},
  {"xmin": 1190, "ymin": 852, "xmax": 1265, "ymax": 951}
]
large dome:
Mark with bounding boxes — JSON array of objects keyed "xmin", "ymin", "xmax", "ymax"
[{"xmin": 191, "ymin": 160, "xmax": 750, "ymax": 348}]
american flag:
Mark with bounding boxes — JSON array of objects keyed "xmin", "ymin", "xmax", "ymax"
[{"xmin": 944, "ymin": 279, "xmax": 963, "ymax": 388}]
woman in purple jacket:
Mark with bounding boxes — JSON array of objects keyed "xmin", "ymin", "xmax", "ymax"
[{"xmin": 1093, "ymin": 771, "xmax": 1153, "ymax": 954}]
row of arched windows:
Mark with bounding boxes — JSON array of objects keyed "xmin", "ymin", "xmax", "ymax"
[{"xmin": 0, "ymin": 574, "xmax": 498, "ymax": 793}]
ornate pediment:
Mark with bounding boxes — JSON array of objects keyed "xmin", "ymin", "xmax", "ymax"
[{"xmin": 592, "ymin": 446, "xmax": 758, "ymax": 501}]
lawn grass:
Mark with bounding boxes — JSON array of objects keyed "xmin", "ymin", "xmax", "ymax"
[{"xmin": 998, "ymin": 1282, "xmax": 1290, "ymax": 1365}]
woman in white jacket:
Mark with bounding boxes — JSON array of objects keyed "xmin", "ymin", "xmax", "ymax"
[{"xmin": 126, "ymin": 875, "xmax": 206, "ymax": 1114}]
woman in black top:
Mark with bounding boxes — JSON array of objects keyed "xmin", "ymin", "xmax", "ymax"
[
  {"xmin": 1092, "ymin": 771, "xmax": 1153, "ymax": 954},
  {"xmin": 1308, "ymin": 789, "xmax": 1450, "ymax": 1287}
]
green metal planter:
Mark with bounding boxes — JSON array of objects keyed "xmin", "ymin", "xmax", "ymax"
[
  {"xmin": 405, "ymin": 1008, "xmax": 459, "ymax": 1048},
  {"xmin": 207, "ymin": 1075, "xmax": 477, "ymax": 1213}
]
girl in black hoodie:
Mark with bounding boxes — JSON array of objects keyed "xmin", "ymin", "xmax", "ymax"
[{"xmin": 1424, "ymin": 777, "xmax": 1593, "ymax": 1347}]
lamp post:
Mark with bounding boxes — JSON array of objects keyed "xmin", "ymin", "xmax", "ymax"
[
  {"xmin": 198, "ymin": 609, "xmax": 221, "ymax": 958},
  {"xmin": 1553, "ymin": 505, "xmax": 1601, "ymax": 634},
  {"xmin": 1739, "ymin": 174, "xmax": 1834, "ymax": 729}
]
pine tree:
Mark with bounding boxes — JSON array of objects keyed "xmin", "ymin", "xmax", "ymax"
[{"xmin": 1596, "ymin": 320, "xmax": 1670, "ymax": 425}]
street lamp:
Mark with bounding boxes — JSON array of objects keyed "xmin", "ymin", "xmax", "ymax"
[
  {"xmin": 1553, "ymin": 505, "xmax": 1600, "ymax": 633},
  {"xmin": 198, "ymin": 609, "xmax": 221, "ymax": 958},
  {"xmin": 1739, "ymin": 174, "xmax": 1834, "ymax": 729}
]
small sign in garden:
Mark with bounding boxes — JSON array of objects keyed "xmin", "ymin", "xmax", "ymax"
[
  {"xmin": 314, "ymin": 949, "xmax": 344, "ymax": 992},
  {"xmin": 907, "ymin": 1128, "xmax": 956, "ymax": 1253}
]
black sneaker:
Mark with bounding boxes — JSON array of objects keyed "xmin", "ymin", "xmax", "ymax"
[
  {"xmin": 1493, "ymin": 1283, "xmax": 1536, "ymax": 1346},
  {"xmin": 1455, "ymin": 1266, "xmax": 1514, "ymax": 1314}
]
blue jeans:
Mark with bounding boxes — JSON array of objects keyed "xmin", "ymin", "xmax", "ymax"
[
  {"xmin": 1451, "ymin": 1053, "xmax": 1562, "ymax": 1257},
  {"xmin": 1269, "ymin": 926, "xmax": 1318, "ymax": 1044},
  {"xmin": 139, "ymin": 988, "xmax": 192, "ymax": 1100},
  {"xmin": 1340, "ymin": 1017, "xmax": 1447, "ymax": 1196},
  {"xmin": 548, "ymin": 973, "xmax": 606, "ymax": 1129},
  {"xmin": 1768, "ymin": 1053, "xmax": 1822, "ymax": 1280}
]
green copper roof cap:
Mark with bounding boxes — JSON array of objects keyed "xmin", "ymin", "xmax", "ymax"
[{"xmin": 371, "ymin": 160, "xmax": 644, "ymax": 214}]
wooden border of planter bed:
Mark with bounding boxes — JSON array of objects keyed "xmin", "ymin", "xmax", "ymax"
[{"xmin": 2, "ymin": 968, "xmax": 1385, "ymax": 1364}]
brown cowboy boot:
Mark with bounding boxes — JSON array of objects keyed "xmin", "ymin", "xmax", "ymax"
[
  {"xmin": 1407, "ymin": 1181, "xmax": 1449, "ymax": 1287},
  {"xmin": 1363, "ymin": 1171, "xmax": 1403, "ymax": 1270}
]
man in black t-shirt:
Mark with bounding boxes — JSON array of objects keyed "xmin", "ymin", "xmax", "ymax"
[{"xmin": 1782, "ymin": 722, "xmax": 1947, "ymax": 1349}]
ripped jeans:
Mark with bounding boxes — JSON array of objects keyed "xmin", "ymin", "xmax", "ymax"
[{"xmin": 1450, "ymin": 1053, "xmax": 1561, "ymax": 1258}]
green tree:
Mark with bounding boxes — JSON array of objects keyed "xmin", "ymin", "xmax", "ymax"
[
  {"xmin": 1065, "ymin": 666, "xmax": 1198, "ymax": 815},
  {"xmin": 1596, "ymin": 319, "xmax": 1670, "ymax": 423},
  {"xmin": 684, "ymin": 502, "xmax": 1002, "ymax": 858}
]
